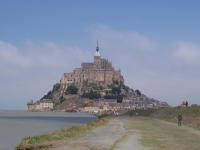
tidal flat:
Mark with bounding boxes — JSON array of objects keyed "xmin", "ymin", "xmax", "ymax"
[{"xmin": 0, "ymin": 110, "xmax": 96, "ymax": 150}]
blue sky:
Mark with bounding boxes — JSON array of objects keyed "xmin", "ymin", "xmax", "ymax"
[{"xmin": 0, "ymin": 0, "xmax": 200, "ymax": 109}]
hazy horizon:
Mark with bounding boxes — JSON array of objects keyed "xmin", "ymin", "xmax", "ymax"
[{"xmin": 1, "ymin": 0, "xmax": 200, "ymax": 109}]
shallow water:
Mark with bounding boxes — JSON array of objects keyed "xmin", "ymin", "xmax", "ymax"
[{"xmin": 0, "ymin": 110, "xmax": 96, "ymax": 150}]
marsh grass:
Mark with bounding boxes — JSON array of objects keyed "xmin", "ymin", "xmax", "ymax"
[
  {"xmin": 130, "ymin": 107, "xmax": 200, "ymax": 130},
  {"xmin": 151, "ymin": 107, "xmax": 200, "ymax": 130},
  {"xmin": 125, "ymin": 117, "xmax": 200, "ymax": 150}
]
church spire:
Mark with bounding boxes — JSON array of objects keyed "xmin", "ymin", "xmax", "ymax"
[
  {"xmin": 95, "ymin": 40, "xmax": 101, "ymax": 57},
  {"xmin": 96, "ymin": 40, "xmax": 99, "ymax": 52}
]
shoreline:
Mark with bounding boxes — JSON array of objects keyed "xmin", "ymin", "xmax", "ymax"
[
  {"xmin": 16, "ymin": 115, "xmax": 109, "ymax": 150},
  {"xmin": 16, "ymin": 112, "xmax": 200, "ymax": 150},
  {"xmin": 0, "ymin": 111, "xmax": 97, "ymax": 150},
  {"xmin": 16, "ymin": 107, "xmax": 200, "ymax": 150}
]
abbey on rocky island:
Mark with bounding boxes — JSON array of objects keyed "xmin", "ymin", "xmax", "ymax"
[
  {"xmin": 60, "ymin": 41, "xmax": 124, "ymax": 94},
  {"xmin": 27, "ymin": 42, "xmax": 169, "ymax": 112}
]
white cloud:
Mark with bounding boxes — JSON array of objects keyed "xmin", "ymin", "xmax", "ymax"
[
  {"xmin": 0, "ymin": 41, "xmax": 90, "ymax": 69},
  {"xmin": 88, "ymin": 25, "xmax": 158, "ymax": 51},
  {"xmin": 174, "ymin": 42, "xmax": 200, "ymax": 65},
  {"xmin": 87, "ymin": 25, "xmax": 160, "ymax": 77},
  {"xmin": 0, "ymin": 40, "xmax": 91, "ymax": 109},
  {"xmin": 87, "ymin": 26, "xmax": 200, "ymax": 106},
  {"xmin": 0, "ymin": 41, "xmax": 32, "ymax": 68},
  {"xmin": 1, "ymin": 27, "xmax": 200, "ymax": 109}
]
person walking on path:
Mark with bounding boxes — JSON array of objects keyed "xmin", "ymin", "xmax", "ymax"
[{"xmin": 178, "ymin": 114, "xmax": 182, "ymax": 126}]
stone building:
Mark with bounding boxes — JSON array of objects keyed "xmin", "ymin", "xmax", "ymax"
[
  {"xmin": 27, "ymin": 99, "xmax": 54, "ymax": 112},
  {"xmin": 60, "ymin": 42, "xmax": 124, "ymax": 94}
]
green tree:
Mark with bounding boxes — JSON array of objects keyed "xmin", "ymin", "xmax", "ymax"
[
  {"xmin": 59, "ymin": 96, "xmax": 65, "ymax": 104},
  {"xmin": 82, "ymin": 90, "xmax": 101, "ymax": 99},
  {"xmin": 53, "ymin": 83, "xmax": 60, "ymax": 91},
  {"xmin": 113, "ymin": 80, "xmax": 119, "ymax": 85},
  {"xmin": 41, "ymin": 90, "xmax": 52, "ymax": 100},
  {"xmin": 117, "ymin": 95, "xmax": 123, "ymax": 103},
  {"xmin": 66, "ymin": 85, "xmax": 78, "ymax": 94},
  {"xmin": 112, "ymin": 86, "xmax": 121, "ymax": 95},
  {"xmin": 135, "ymin": 89, "xmax": 141, "ymax": 96}
]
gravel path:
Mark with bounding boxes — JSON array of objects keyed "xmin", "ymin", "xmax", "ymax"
[
  {"xmin": 49, "ymin": 117, "xmax": 149, "ymax": 150},
  {"xmin": 113, "ymin": 131, "xmax": 149, "ymax": 150}
]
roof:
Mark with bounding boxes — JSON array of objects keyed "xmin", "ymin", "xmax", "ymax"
[
  {"xmin": 40, "ymin": 99, "xmax": 53, "ymax": 103},
  {"xmin": 81, "ymin": 62, "xmax": 94, "ymax": 68}
]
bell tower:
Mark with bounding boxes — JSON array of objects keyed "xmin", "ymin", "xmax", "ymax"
[
  {"xmin": 94, "ymin": 40, "xmax": 100, "ymax": 57},
  {"xmin": 94, "ymin": 40, "xmax": 101, "ymax": 68}
]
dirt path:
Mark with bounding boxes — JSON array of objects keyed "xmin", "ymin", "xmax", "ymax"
[
  {"xmin": 49, "ymin": 117, "xmax": 149, "ymax": 150},
  {"xmin": 112, "ymin": 131, "xmax": 149, "ymax": 150},
  {"xmin": 49, "ymin": 116, "xmax": 200, "ymax": 150}
]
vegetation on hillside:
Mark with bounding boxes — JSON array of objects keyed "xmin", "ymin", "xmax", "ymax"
[
  {"xmin": 58, "ymin": 96, "xmax": 66, "ymax": 104},
  {"xmin": 65, "ymin": 85, "xmax": 78, "ymax": 94},
  {"xmin": 103, "ymin": 81, "xmax": 133, "ymax": 100},
  {"xmin": 39, "ymin": 80, "xmax": 145, "ymax": 109},
  {"xmin": 82, "ymin": 89, "xmax": 101, "ymax": 99},
  {"xmin": 135, "ymin": 89, "xmax": 141, "ymax": 96},
  {"xmin": 40, "ymin": 83, "xmax": 61, "ymax": 100},
  {"xmin": 53, "ymin": 83, "xmax": 61, "ymax": 91}
]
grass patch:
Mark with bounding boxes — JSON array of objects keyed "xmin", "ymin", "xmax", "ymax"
[
  {"xmin": 150, "ymin": 107, "xmax": 200, "ymax": 130},
  {"xmin": 128, "ymin": 106, "xmax": 200, "ymax": 130},
  {"xmin": 125, "ymin": 117, "xmax": 200, "ymax": 150},
  {"xmin": 16, "ymin": 116, "xmax": 109, "ymax": 150}
]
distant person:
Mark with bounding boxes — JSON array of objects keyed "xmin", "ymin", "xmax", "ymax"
[
  {"xmin": 129, "ymin": 110, "xmax": 133, "ymax": 117},
  {"xmin": 181, "ymin": 101, "xmax": 185, "ymax": 107},
  {"xmin": 116, "ymin": 112, "xmax": 119, "ymax": 116},
  {"xmin": 113, "ymin": 110, "xmax": 118, "ymax": 116},
  {"xmin": 178, "ymin": 114, "xmax": 182, "ymax": 126},
  {"xmin": 185, "ymin": 101, "xmax": 188, "ymax": 107},
  {"xmin": 113, "ymin": 110, "xmax": 116, "ymax": 116}
]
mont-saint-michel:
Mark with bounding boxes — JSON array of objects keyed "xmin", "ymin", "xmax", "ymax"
[
  {"xmin": 27, "ymin": 42, "xmax": 168, "ymax": 112},
  {"xmin": 2, "ymin": 1, "xmax": 200, "ymax": 150},
  {"xmin": 60, "ymin": 42, "xmax": 124, "ymax": 93}
]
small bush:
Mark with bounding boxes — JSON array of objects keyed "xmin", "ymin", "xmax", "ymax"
[
  {"xmin": 66, "ymin": 85, "xmax": 78, "ymax": 94},
  {"xmin": 82, "ymin": 90, "xmax": 101, "ymax": 99}
]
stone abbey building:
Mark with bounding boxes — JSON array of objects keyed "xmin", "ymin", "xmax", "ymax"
[{"xmin": 60, "ymin": 42, "xmax": 124, "ymax": 93}]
